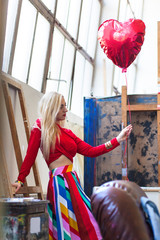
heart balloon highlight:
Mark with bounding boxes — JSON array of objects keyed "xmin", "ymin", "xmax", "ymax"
[{"xmin": 98, "ymin": 18, "xmax": 146, "ymax": 71}]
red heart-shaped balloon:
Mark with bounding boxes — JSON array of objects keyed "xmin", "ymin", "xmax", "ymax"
[{"xmin": 98, "ymin": 18, "xmax": 146, "ymax": 71}]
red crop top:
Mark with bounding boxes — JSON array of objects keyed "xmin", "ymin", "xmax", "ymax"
[{"xmin": 18, "ymin": 118, "xmax": 120, "ymax": 183}]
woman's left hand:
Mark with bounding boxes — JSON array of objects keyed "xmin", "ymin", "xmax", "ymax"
[
  {"xmin": 12, "ymin": 182, "xmax": 22, "ymax": 194},
  {"xmin": 116, "ymin": 124, "xmax": 132, "ymax": 143}
]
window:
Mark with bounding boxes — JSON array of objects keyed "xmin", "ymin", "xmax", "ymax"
[
  {"xmin": 28, "ymin": 13, "xmax": 50, "ymax": 91},
  {"xmin": 12, "ymin": 0, "xmax": 37, "ymax": 82},
  {"xmin": 3, "ymin": 0, "xmax": 101, "ymax": 118},
  {"xmin": 2, "ymin": 0, "xmax": 19, "ymax": 73}
]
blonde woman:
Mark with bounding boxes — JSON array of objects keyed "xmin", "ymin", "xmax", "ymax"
[{"xmin": 12, "ymin": 92, "xmax": 132, "ymax": 240}]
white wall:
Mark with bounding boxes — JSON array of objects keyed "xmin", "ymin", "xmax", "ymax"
[{"xmin": 92, "ymin": 0, "xmax": 160, "ymax": 97}]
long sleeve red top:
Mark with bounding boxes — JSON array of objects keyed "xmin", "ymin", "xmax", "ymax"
[{"xmin": 18, "ymin": 118, "xmax": 120, "ymax": 183}]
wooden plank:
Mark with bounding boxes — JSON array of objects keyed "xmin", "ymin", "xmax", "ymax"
[
  {"xmin": 1, "ymin": 72, "xmax": 22, "ymax": 89},
  {"xmin": 142, "ymin": 187, "xmax": 160, "ymax": 192},
  {"xmin": 121, "ymin": 86, "xmax": 128, "ymax": 180},
  {"xmin": 18, "ymin": 88, "xmax": 30, "ymax": 141},
  {"xmin": 121, "ymin": 86, "xmax": 127, "ymax": 127},
  {"xmin": 29, "ymin": 0, "xmax": 54, "ymax": 25},
  {"xmin": 158, "ymin": 22, "xmax": 160, "ymax": 81},
  {"xmin": 12, "ymin": 186, "xmax": 42, "ymax": 194},
  {"xmin": 157, "ymin": 93, "xmax": 160, "ymax": 186},
  {"xmin": 32, "ymin": 164, "xmax": 44, "ymax": 199},
  {"xmin": 127, "ymin": 104, "xmax": 157, "ymax": 111},
  {"xmin": 157, "ymin": 21, "xmax": 160, "ymax": 186},
  {"xmin": 0, "ymin": 139, "xmax": 13, "ymax": 198},
  {"xmin": 2, "ymin": 81, "xmax": 23, "ymax": 171}
]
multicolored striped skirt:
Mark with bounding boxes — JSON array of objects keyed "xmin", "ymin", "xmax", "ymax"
[{"xmin": 47, "ymin": 165, "xmax": 102, "ymax": 240}]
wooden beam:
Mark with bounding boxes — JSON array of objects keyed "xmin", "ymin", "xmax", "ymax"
[
  {"xmin": 12, "ymin": 186, "xmax": 42, "ymax": 194},
  {"xmin": 158, "ymin": 21, "xmax": 160, "ymax": 186},
  {"xmin": 157, "ymin": 93, "xmax": 160, "ymax": 187},
  {"xmin": 29, "ymin": 0, "xmax": 54, "ymax": 25},
  {"xmin": 18, "ymin": 89, "xmax": 30, "ymax": 141},
  {"xmin": 2, "ymin": 81, "xmax": 23, "ymax": 171},
  {"xmin": 121, "ymin": 86, "xmax": 128, "ymax": 180},
  {"xmin": 158, "ymin": 22, "xmax": 160, "ymax": 81},
  {"xmin": 1, "ymin": 71, "xmax": 22, "ymax": 89},
  {"xmin": 127, "ymin": 104, "xmax": 158, "ymax": 111},
  {"xmin": 121, "ymin": 86, "xmax": 127, "ymax": 127},
  {"xmin": 32, "ymin": 163, "xmax": 44, "ymax": 199},
  {"xmin": 0, "ymin": 139, "xmax": 13, "ymax": 198}
]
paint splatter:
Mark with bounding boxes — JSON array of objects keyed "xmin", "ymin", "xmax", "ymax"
[
  {"xmin": 148, "ymin": 133, "xmax": 156, "ymax": 147},
  {"xmin": 128, "ymin": 170, "xmax": 152, "ymax": 186},
  {"xmin": 101, "ymin": 171, "xmax": 122, "ymax": 184},
  {"xmin": 137, "ymin": 159, "xmax": 141, "ymax": 165},
  {"xmin": 103, "ymin": 130, "xmax": 110, "ymax": 139},
  {"xmin": 112, "ymin": 124, "xmax": 121, "ymax": 132},
  {"xmin": 141, "ymin": 120, "xmax": 152, "ymax": 136},
  {"xmin": 130, "ymin": 132, "xmax": 137, "ymax": 150},
  {"xmin": 141, "ymin": 145, "xmax": 148, "ymax": 156}
]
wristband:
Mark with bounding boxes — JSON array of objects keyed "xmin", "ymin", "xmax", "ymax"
[
  {"xmin": 105, "ymin": 141, "xmax": 112, "ymax": 149},
  {"xmin": 15, "ymin": 180, "xmax": 24, "ymax": 187}
]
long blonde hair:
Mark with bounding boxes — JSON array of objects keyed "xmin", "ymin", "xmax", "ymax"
[{"xmin": 38, "ymin": 92, "xmax": 63, "ymax": 160}]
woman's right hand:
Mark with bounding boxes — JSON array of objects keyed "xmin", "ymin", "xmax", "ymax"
[
  {"xmin": 12, "ymin": 182, "xmax": 22, "ymax": 194},
  {"xmin": 116, "ymin": 124, "xmax": 132, "ymax": 143}
]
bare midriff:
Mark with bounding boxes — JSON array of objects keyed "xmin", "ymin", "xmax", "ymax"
[{"xmin": 49, "ymin": 154, "xmax": 73, "ymax": 171}]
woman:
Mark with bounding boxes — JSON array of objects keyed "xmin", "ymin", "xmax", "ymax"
[{"xmin": 12, "ymin": 92, "xmax": 132, "ymax": 240}]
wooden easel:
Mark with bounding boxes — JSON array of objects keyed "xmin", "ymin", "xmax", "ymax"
[
  {"xmin": 1, "ymin": 72, "xmax": 44, "ymax": 199},
  {"xmin": 121, "ymin": 87, "xmax": 160, "ymax": 186},
  {"xmin": 121, "ymin": 21, "xmax": 160, "ymax": 185}
]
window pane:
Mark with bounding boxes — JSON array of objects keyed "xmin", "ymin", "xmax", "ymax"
[
  {"xmin": 2, "ymin": 0, "xmax": 19, "ymax": 73},
  {"xmin": 82, "ymin": 61, "xmax": 93, "ymax": 97},
  {"xmin": 28, "ymin": 13, "xmax": 50, "ymax": 91},
  {"xmin": 41, "ymin": 0, "xmax": 56, "ymax": 13},
  {"xmin": 67, "ymin": 0, "xmax": 81, "ymax": 39},
  {"xmin": 86, "ymin": 1, "xmax": 100, "ymax": 58},
  {"xmin": 59, "ymin": 40, "xmax": 75, "ymax": 102},
  {"xmin": 46, "ymin": 80, "xmax": 59, "ymax": 93},
  {"xmin": 71, "ymin": 52, "xmax": 85, "ymax": 117},
  {"xmin": 48, "ymin": 27, "xmax": 64, "ymax": 81},
  {"xmin": 78, "ymin": 0, "xmax": 92, "ymax": 50},
  {"xmin": 56, "ymin": 0, "xmax": 70, "ymax": 27},
  {"xmin": 12, "ymin": 0, "xmax": 37, "ymax": 82}
]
